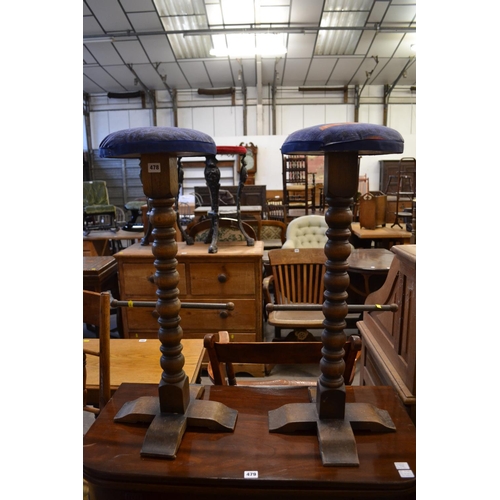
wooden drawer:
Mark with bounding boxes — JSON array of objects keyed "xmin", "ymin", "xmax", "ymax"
[
  {"xmin": 188, "ymin": 262, "xmax": 255, "ymax": 296},
  {"xmin": 124, "ymin": 299, "xmax": 256, "ymax": 336},
  {"xmin": 120, "ymin": 260, "xmax": 255, "ymax": 298},
  {"xmin": 180, "ymin": 299, "xmax": 256, "ymax": 330},
  {"xmin": 120, "ymin": 262, "xmax": 187, "ymax": 298}
]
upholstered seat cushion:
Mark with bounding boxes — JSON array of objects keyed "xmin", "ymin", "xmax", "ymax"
[
  {"xmin": 216, "ymin": 146, "xmax": 247, "ymax": 155},
  {"xmin": 281, "ymin": 122, "xmax": 404, "ymax": 155},
  {"xmin": 282, "ymin": 215, "xmax": 328, "ymax": 249},
  {"xmin": 124, "ymin": 200, "xmax": 146, "ymax": 211},
  {"xmin": 98, "ymin": 127, "xmax": 216, "ymax": 158},
  {"xmin": 83, "ymin": 181, "xmax": 116, "ymax": 215}
]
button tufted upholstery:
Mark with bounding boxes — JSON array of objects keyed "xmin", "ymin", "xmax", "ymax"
[{"xmin": 282, "ymin": 215, "xmax": 328, "ymax": 249}]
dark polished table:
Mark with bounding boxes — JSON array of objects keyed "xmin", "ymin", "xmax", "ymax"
[
  {"xmin": 347, "ymin": 248, "xmax": 395, "ymax": 304},
  {"xmin": 83, "ymin": 229, "xmax": 145, "ymax": 256},
  {"xmin": 83, "ymin": 383, "xmax": 416, "ymax": 499}
]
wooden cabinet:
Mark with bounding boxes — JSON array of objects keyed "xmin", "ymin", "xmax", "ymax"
[
  {"xmin": 114, "ymin": 241, "xmax": 264, "ymax": 375},
  {"xmin": 379, "ymin": 159, "xmax": 416, "ymax": 195},
  {"xmin": 357, "ymin": 245, "xmax": 416, "ymax": 423}
]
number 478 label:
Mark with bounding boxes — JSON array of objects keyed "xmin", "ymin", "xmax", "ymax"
[{"xmin": 148, "ymin": 163, "xmax": 161, "ymax": 173}]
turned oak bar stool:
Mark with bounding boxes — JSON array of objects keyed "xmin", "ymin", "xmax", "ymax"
[
  {"xmin": 267, "ymin": 122, "xmax": 405, "ymax": 466},
  {"xmin": 98, "ymin": 127, "xmax": 237, "ymax": 459}
]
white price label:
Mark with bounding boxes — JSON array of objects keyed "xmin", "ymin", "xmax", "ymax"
[
  {"xmin": 148, "ymin": 163, "xmax": 161, "ymax": 173},
  {"xmin": 244, "ymin": 471, "xmax": 258, "ymax": 479}
]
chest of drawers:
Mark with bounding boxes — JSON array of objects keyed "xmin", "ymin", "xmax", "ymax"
[{"xmin": 114, "ymin": 241, "xmax": 264, "ymax": 375}]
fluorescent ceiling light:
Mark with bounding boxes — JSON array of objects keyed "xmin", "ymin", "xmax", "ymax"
[
  {"xmin": 210, "ymin": 33, "xmax": 287, "ymax": 57},
  {"xmin": 83, "ymin": 37, "xmax": 115, "ymax": 44},
  {"xmin": 315, "ymin": 0, "xmax": 370, "ymax": 55}
]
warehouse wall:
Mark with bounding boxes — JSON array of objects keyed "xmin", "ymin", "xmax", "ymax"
[{"xmin": 84, "ymin": 84, "xmax": 416, "ymax": 204}]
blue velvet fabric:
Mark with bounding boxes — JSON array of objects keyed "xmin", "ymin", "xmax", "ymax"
[
  {"xmin": 281, "ymin": 123, "xmax": 404, "ymax": 155},
  {"xmin": 98, "ymin": 127, "xmax": 216, "ymax": 158}
]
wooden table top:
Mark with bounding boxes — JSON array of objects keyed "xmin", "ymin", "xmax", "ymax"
[
  {"xmin": 115, "ymin": 240, "xmax": 264, "ymax": 260},
  {"xmin": 84, "ymin": 338, "xmax": 205, "ymax": 394},
  {"xmin": 84, "ymin": 383, "xmax": 416, "ymax": 499},
  {"xmin": 347, "ymin": 248, "xmax": 395, "ymax": 272},
  {"xmin": 351, "ymin": 222, "xmax": 412, "ymax": 240},
  {"xmin": 83, "ymin": 229, "xmax": 145, "ymax": 241},
  {"xmin": 83, "ymin": 256, "xmax": 117, "ymax": 274},
  {"xmin": 195, "ymin": 205, "xmax": 262, "ymax": 214}
]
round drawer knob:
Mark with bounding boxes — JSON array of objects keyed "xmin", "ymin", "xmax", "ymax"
[
  {"xmin": 219, "ymin": 310, "xmax": 229, "ymax": 319},
  {"xmin": 217, "ymin": 274, "xmax": 227, "ymax": 283}
]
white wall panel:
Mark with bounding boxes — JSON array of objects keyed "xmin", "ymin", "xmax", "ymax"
[
  {"xmin": 177, "ymin": 108, "xmax": 193, "ymax": 129},
  {"xmin": 108, "ymin": 110, "xmax": 130, "ymax": 133},
  {"xmin": 214, "ymin": 106, "xmax": 238, "ymax": 137},
  {"xmin": 128, "ymin": 109, "xmax": 152, "ymax": 129},
  {"xmin": 304, "ymin": 105, "xmax": 326, "ymax": 127},
  {"xmin": 87, "ymin": 85, "xmax": 416, "ymax": 193},
  {"xmin": 358, "ymin": 103, "xmax": 384, "ymax": 125},
  {"xmin": 192, "ymin": 107, "xmax": 215, "ymax": 136},
  {"xmin": 325, "ymin": 105, "xmax": 352, "ymax": 123},
  {"xmin": 156, "ymin": 108, "xmax": 175, "ymax": 127},
  {"xmin": 279, "ymin": 105, "xmax": 304, "ymax": 135},
  {"xmin": 90, "ymin": 112, "xmax": 111, "ymax": 149},
  {"xmin": 246, "ymin": 105, "xmax": 258, "ymax": 135},
  {"xmin": 387, "ymin": 104, "xmax": 414, "ymax": 136}
]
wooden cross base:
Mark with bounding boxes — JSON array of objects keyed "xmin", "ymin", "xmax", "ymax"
[
  {"xmin": 115, "ymin": 385, "xmax": 238, "ymax": 459},
  {"xmin": 268, "ymin": 387, "xmax": 395, "ymax": 466}
]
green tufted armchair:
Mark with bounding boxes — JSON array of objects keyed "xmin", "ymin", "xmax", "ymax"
[{"xmin": 83, "ymin": 181, "xmax": 117, "ymax": 235}]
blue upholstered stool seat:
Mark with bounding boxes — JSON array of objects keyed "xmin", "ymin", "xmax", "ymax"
[
  {"xmin": 99, "ymin": 126, "xmax": 216, "ymax": 157},
  {"xmin": 281, "ymin": 122, "xmax": 404, "ymax": 155}
]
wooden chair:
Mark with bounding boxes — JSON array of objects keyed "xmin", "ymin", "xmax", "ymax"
[
  {"xmin": 266, "ymin": 197, "xmax": 285, "ymax": 222},
  {"xmin": 263, "ymin": 248, "xmax": 326, "ymax": 340},
  {"xmin": 83, "ymin": 290, "xmax": 111, "ymax": 414},
  {"xmin": 204, "ymin": 331, "xmax": 361, "ymax": 386},
  {"xmin": 259, "ymin": 219, "xmax": 287, "ymax": 249}
]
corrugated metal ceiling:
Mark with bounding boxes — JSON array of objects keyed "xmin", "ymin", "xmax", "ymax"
[{"xmin": 83, "ymin": 0, "xmax": 416, "ymax": 95}]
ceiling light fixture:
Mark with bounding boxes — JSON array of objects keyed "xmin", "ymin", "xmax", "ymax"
[
  {"xmin": 83, "ymin": 36, "xmax": 115, "ymax": 44},
  {"xmin": 210, "ymin": 46, "xmax": 287, "ymax": 57},
  {"xmin": 210, "ymin": 33, "xmax": 287, "ymax": 58}
]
